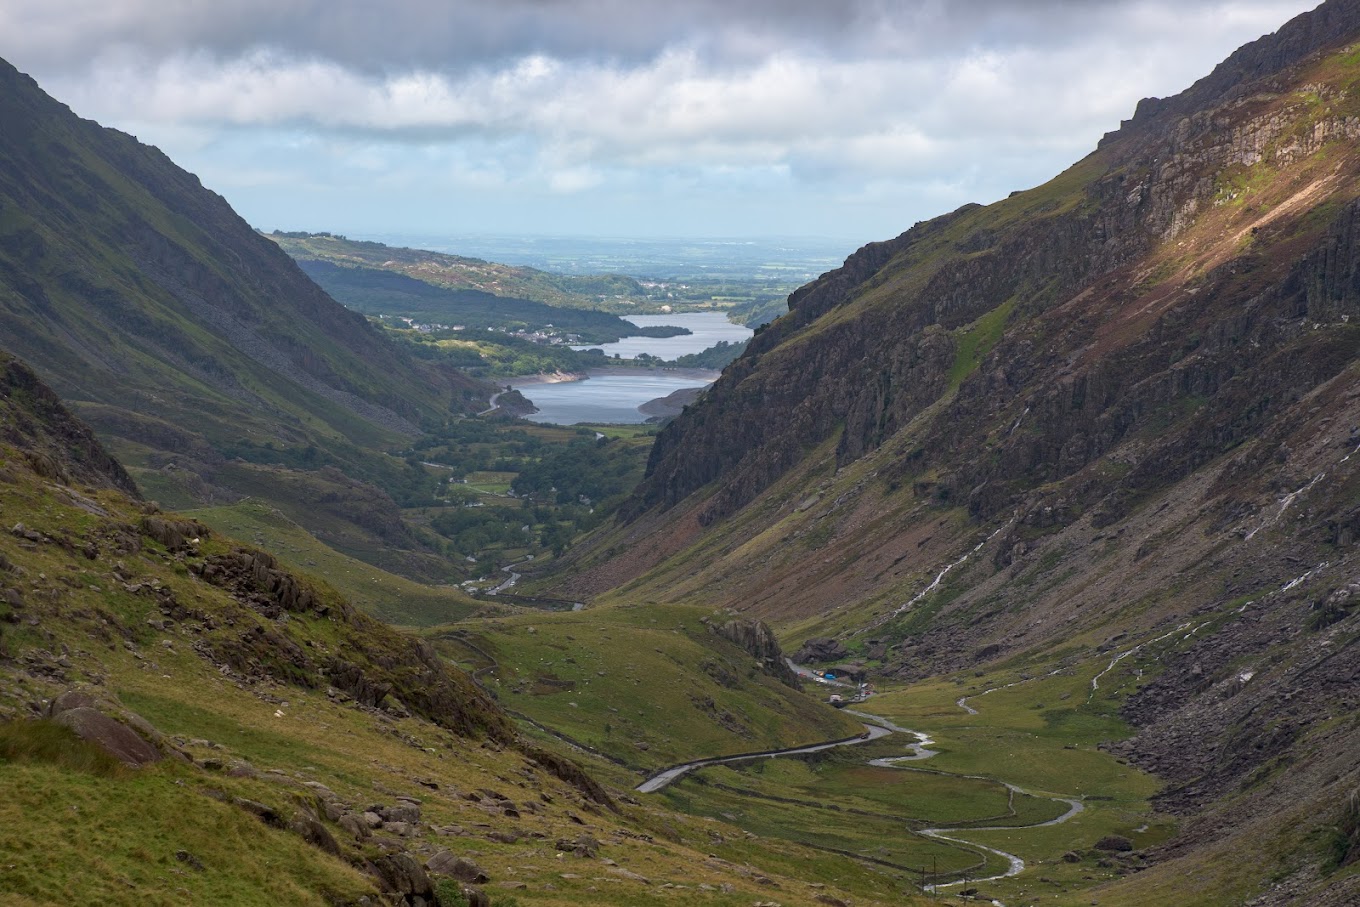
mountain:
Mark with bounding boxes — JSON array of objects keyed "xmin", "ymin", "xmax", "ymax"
[
  {"xmin": 292, "ymin": 259, "xmax": 644, "ymax": 341},
  {"xmin": 0, "ymin": 55, "xmax": 496, "ymax": 585},
  {"xmin": 0, "ymin": 349, "xmax": 911, "ymax": 907},
  {"xmin": 556, "ymin": 2, "xmax": 1360, "ymax": 903},
  {"xmin": 268, "ymin": 231, "xmax": 645, "ymax": 310}
]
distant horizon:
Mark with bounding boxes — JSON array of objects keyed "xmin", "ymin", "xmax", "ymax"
[
  {"xmin": 277, "ymin": 229, "xmax": 856, "ymax": 280},
  {"xmin": 282, "ymin": 227, "xmax": 864, "ymax": 247}
]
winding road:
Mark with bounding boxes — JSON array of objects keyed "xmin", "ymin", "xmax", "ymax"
[
  {"xmin": 636, "ymin": 723, "xmax": 892, "ymax": 793},
  {"xmin": 636, "ymin": 680, "xmax": 1086, "ymax": 899}
]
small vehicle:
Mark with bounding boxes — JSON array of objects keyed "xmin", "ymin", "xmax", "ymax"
[{"xmin": 828, "ymin": 694, "xmax": 846, "ymax": 708}]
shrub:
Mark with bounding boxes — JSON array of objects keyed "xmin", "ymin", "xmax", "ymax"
[
  {"xmin": 1093, "ymin": 834, "xmax": 1134, "ymax": 852},
  {"xmin": 433, "ymin": 879, "xmax": 469, "ymax": 907}
]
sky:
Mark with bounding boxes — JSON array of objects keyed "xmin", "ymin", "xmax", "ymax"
[{"xmin": 0, "ymin": 0, "xmax": 1324, "ymax": 247}]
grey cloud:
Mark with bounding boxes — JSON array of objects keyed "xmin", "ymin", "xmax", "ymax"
[
  {"xmin": 1, "ymin": 0, "xmax": 1320, "ymax": 74},
  {"xmin": 0, "ymin": 0, "xmax": 1324, "ymax": 241}
]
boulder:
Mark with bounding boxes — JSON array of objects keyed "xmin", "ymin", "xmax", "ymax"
[
  {"xmin": 370, "ymin": 853, "xmax": 434, "ymax": 900},
  {"xmin": 52, "ymin": 707, "xmax": 160, "ymax": 767},
  {"xmin": 47, "ymin": 690, "xmax": 98, "ymax": 716},
  {"xmin": 289, "ymin": 811, "xmax": 341, "ymax": 856},
  {"xmin": 425, "ymin": 852, "xmax": 488, "ymax": 883},
  {"xmin": 555, "ymin": 835, "xmax": 599, "ymax": 858},
  {"xmin": 338, "ymin": 814, "xmax": 370, "ymax": 841},
  {"xmin": 381, "ymin": 804, "xmax": 421, "ymax": 824},
  {"xmin": 455, "ymin": 884, "xmax": 490, "ymax": 907}
]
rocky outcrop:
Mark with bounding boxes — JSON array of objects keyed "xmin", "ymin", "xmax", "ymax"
[
  {"xmin": 624, "ymin": 2, "xmax": 1360, "ymax": 530},
  {"xmin": 792, "ymin": 637, "xmax": 849, "ymax": 665},
  {"xmin": 51, "ymin": 707, "xmax": 161, "ymax": 767},
  {"xmin": 139, "ymin": 514, "xmax": 210, "ymax": 551},
  {"xmin": 712, "ymin": 619, "xmax": 800, "ymax": 689},
  {"xmin": 368, "ymin": 853, "xmax": 436, "ymax": 906},
  {"xmin": 0, "ymin": 354, "xmax": 139, "ymax": 497},
  {"xmin": 45, "ymin": 689, "xmax": 166, "ymax": 767}
]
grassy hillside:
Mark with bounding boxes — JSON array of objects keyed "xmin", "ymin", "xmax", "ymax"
[
  {"xmin": 0, "ymin": 350, "xmax": 935, "ymax": 907},
  {"xmin": 434, "ymin": 603, "xmax": 861, "ymax": 770},
  {"xmin": 269, "ymin": 232, "xmax": 646, "ymax": 311}
]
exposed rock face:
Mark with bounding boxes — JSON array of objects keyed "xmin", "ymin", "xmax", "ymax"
[
  {"xmin": 712, "ymin": 618, "xmax": 801, "ymax": 689},
  {"xmin": 369, "ymin": 853, "xmax": 435, "ymax": 905},
  {"xmin": 572, "ymin": 3, "xmax": 1360, "ymax": 902},
  {"xmin": 426, "ymin": 852, "xmax": 489, "ymax": 883},
  {"xmin": 625, "ymin": 0, "xmax": 1360, "ymax": 529},
  {"xmin": 52, "ymin": 707, "xmax": 161, "ymax": 767},
  {"xmin": 0, "ymin": 354, "xmax": 138, "ymax": 497},
  {"xmin": 792, "ymin": 637, "xmax": 849, "ymax": 665}
]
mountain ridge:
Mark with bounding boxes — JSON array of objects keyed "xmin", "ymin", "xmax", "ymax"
[
  {"xmin": 0, "ymin": 53, "xmax": 486, "ymax": 467},
  {"xmin": 0, "ymin": 53, "xmax": 500, "ymax": 587},
  {"xmin": 549, "ymin": 3, "xmax": 1360, "ymax": 902}
]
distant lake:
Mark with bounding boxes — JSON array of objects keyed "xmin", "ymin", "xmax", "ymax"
[
  {"xmin": 573, "ymin": 312, "xmax": 752, "ymax": 360},
  {"xmin": 521, "ymin": 371, "xmax": 716, "ymax": 425}
]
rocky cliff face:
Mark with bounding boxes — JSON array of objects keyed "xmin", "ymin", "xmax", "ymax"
[
  {"xmin": 629, "ymin": 0, "xmax": 1360, "ymax": 529},
  {"xmin": 710, "ymin": 617, "xmax": 801, "ymax": 689},
  {"xmin": 0, "ymin": 352, "xmax": 138, "ymax": 497},
  {"xmin": 563, "ymin": 4, "xmax": 1360, "ymax": 903}
]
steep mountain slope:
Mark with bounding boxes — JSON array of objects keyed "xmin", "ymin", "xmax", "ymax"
[
  {"xmin": 0, "ymin": 57, "xmax": 483, "ymax": 444},
  {"xmin": 0, "ymin": 55, "xmax": 493, "ymax": 585},
  {"xmin": 556, "ymin": 2, "xmax": 1360, "ymax": 903},
  {"xmin": 0, "ymin": 351, "xmax": 918, "ymax": 907}
]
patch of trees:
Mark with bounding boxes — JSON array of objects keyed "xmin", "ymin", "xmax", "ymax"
[{"xmin": 670, "ymin": 340, "xmax": 747, "ymax": 369}]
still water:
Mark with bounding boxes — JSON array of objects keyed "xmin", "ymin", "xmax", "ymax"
[
  {"xmin": 572, "ymin": 312, "xmax": 752, "ymax": 360},
  {"xmin": 521, "ymin": 372, "xmax": 714, "ymax": 425},
  {"xmin": 521, "ymin": 312, "xmax": 750, "ymax": 424}
]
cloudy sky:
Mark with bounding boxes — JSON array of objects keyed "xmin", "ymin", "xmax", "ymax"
[{"xmin": 0, "ymin": 0, "xmax": 1322, "ymax": 246}]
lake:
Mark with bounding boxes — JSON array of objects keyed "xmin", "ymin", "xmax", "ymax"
[
  {"xmin": 521, "ymin": 371, "xmax": 717, "ymax": 425},
  {"xmin": 572, "ymin": 312, "xmax": 753, "ymax": 360},
  {"xmin": 517, "ymin": 312, "xmax": 751, "ymax": 424}
]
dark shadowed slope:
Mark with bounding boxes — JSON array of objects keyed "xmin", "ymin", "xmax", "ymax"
[{"xmin": 0, "ymin": 56, "xmax": 486, "ymax": 474}]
